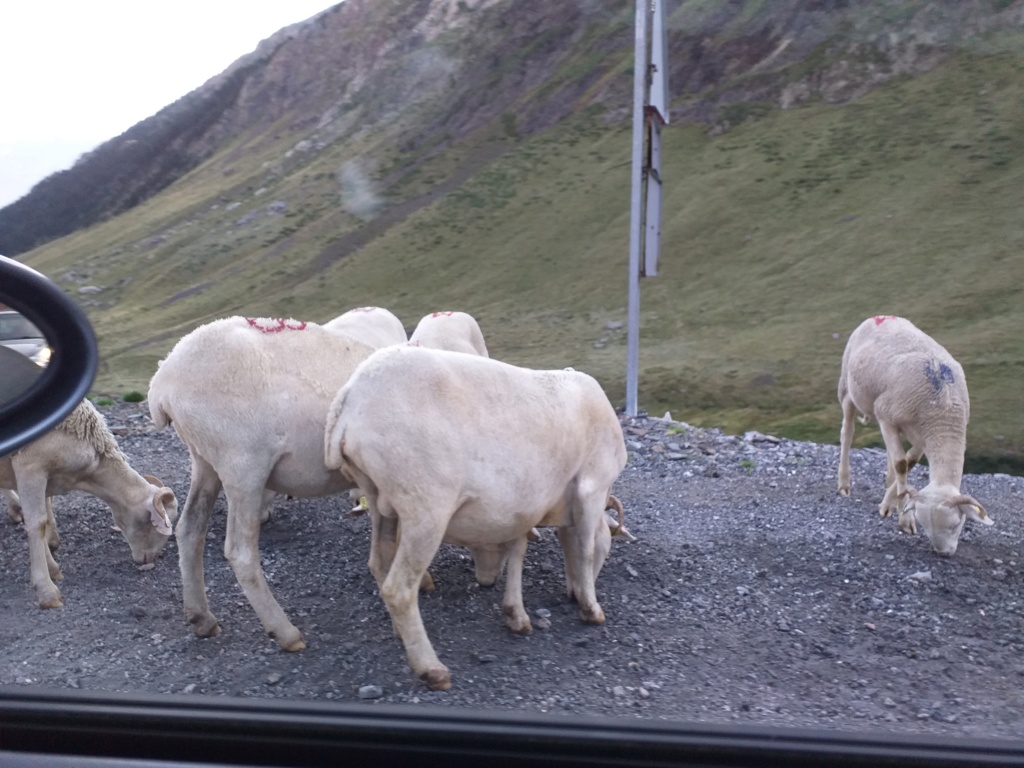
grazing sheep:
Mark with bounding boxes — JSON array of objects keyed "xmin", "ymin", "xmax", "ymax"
[
  {"xmin": 324, "ymin": 345, "xmax": 627, "ymax": 690},
  {"xmin": 148, "ymin": 316, "xmax": 374, "ymax": 651},
  {"xmin": 837, "ymin": 315, "xmax": 991, "ymax": 555},
  {"xmin": 0, "ymin": 399, "xmax": 177, "ymax": 607},
  {"xmin": 409, "ymin": 311, "xmax": 488, "ymax": 357},
  {"xmin": 322, "ymin": 306, "xmax": 407, "ymax": 349}
]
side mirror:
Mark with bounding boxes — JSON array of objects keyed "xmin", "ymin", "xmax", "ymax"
[{"xmin": 0, "ymin": 255, "xmax": 98, "ymax": 456}]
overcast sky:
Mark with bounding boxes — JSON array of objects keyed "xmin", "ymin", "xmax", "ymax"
[{"xmin": 0, "ymin": 1, "xmax": 339, "ymax": 209}]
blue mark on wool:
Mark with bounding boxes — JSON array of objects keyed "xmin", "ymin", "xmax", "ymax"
[{"xmin": 924, "ymin": 360, "xmax": 955, "ymax": 391}]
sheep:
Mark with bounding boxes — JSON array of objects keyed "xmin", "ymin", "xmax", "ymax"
[
  {"xmin": 324, "ymin": 344, "xmax": 627, "ymax": 689},
  {"xmin": 322, "ymin": 306, "xmax": 407, "ymax": 349},
  {"xmin": 0, "ymin": 399, "xmax": 177, "ymax": 607},
  {"xmin": 837, "ymin": 315, "xmax": 991, "ymax": 555},
  {"xmin": 408, "ymin": 311, "xmax": 489, "ymax": 356},
  {"xmin": 404, "ymin": 309, "xmax": 633, "ymax": 590},
  {"xmin": 147, "ymin": 316, "xmax": 375, "ymax": 651}
]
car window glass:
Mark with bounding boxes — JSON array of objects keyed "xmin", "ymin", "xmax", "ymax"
[{"xmin": 0, "ymin": 312, "xmax": 42, "ymax": 340}]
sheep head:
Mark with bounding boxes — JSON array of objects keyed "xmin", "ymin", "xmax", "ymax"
[{"xmin": 901, "ymin": 485, "xmax": 992, "ymax": 556}]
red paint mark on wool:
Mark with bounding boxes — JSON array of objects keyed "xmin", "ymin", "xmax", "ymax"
[
  {"xmin": 431, "ymin": 311, "xmax": 455, "ymax": 317},
  {"xmin": 873, "ymin": 315, "xmax": 898, "ymax": 326},
  {"xmin": 245, "ymin": 317, "xmax": 308, "ymax": 334}
]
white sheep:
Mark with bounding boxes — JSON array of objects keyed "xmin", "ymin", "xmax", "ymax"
[
  {"xmin": 0, "ymin": 399, "xmax": 177, "ymax": 607},
  {"xmin": 837, "ymin": 315, "xmax": 991, "ymax": 555},
  {"xmin": 408, "ymin": 311, "xmax": 489, "ymax": 356},
  {"xmin": 322, "ymin": 306, "xmax": 407, "ymax": 348},
  {"xmin": 402, "ymin": 310, "xmax": 633, "ymax": 590},
  {"xmin": 147, "ymin": 316, "xmax": 374, "ymax": 651},
  {"xmin": 324, "ymin": 345, "xmax": 627, "ymax": 690}
]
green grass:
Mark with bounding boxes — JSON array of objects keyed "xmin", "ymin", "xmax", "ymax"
[{"xmin": 23, "ymin": 48, "xmax": 1024, "ymax": 474}]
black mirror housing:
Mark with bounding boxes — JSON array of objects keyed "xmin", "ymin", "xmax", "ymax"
[{"xmin": 0, "ymin": 255, "xmax": 98, "ymax": 456}]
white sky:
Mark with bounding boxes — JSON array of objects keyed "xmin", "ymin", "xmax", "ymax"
[{"xmin": 0, "ymin": 1, "xmax": 339, "ymax": 209}]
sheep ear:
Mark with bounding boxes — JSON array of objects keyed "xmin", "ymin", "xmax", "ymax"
[
  {"xmin": 900, "ymin": 485, "xmax": 919, "ymax": 502},
  {"xmin": 153, "ymin": 488, "xmax": 178, "ymax": 528},
  {"xmin": 950, "ymin": 494, "xmax": 992, "ymax": 526},
  {"xmin": 143, "ymin": 474, "xmax": 164, "ymax": 487}
]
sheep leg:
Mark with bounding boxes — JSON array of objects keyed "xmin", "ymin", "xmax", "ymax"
[
  {"xmin": 43, "ymin": 497, "xmax": 59, "ymax": 552},
  {"xmin": 368, "ymin": 503, "xmax": 398, "ymax": 590},
  {"xmin": 557, "ymin": 526, "xmax": 578, "ymax": 601},
  {"xmin": 4, "ymin": 490, "xmax": 59, "ymax": 552},
  {"xmin": 501, "ymin": 536, "xmax": 532, "ymax": 634},
  {"xmin": 258, "ymin": 490, "xmax": 276, "ymax": 524},
  {"xmin": 177, "ymin": 451, "xmax": 223, "ymax": 638},
  {"xmin": 378, "ymin": 511, "xmax": 450, "ymax": 690},
  {"xmin": 906, "ymin": 442, "xmax": 924, "ymax": 473},
  {"xmin": 562, "ymin": 491, "xmax": 606, "ymax": 625},
  {"xmin": 877, "ymin": 421, "xmax": 909, "ymax": 519},
  {"xmin": 837, "ymin": 396, "xmax": 857, "ymax": 496},
  {"xmin": 222, "ymin": 482, "xmax": 305, "ymax": 652},
  {"xmin": 16, "ymin": 475, "xmax": 63, "ymax": 608},
  {"xmin": 4, "ymin": 488, "xmax": 22, "ymax": 524},
  {"xmin": 367, "ymin": 502, "xmax": 435, "ymax": 595}
]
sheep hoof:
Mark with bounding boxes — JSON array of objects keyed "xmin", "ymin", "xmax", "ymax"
[
  {"xmin": 419, "ymin": 572, "xmax": 436, "ymax": 592},
  {"xmin": 580, "ymin": 605, "xmax": 606, "ymax": 625},
  {"xmin": 187, "ymin": 612, "xmax": 222, "ymax": 638},
  {"xmin": 503, "ymin": 606, "xmax": 532, "ymax": 634},
  {"xmin": 506, "ymin": 618, "xmax": 533, "ymax": 635},
  {"xmin": 282, "ymin": 636, "xmax": 307, "ymax": 653},
  {"xmin": 49, "ymin": 566, "xmax": 64, "ymax": 581},
  {"xmin": 39, "ymin": 592, "xmax": 64, "ymax": 609},
  {"xmin": 837, "ymin": 487, "xmax": 850, "ymax": 497},
  {"xmin": 422, "ymin": 666, "xmax": 452, "ymax": 691}
]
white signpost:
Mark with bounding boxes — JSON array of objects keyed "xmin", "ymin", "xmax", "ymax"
[{"xmin": 625, "ymin": 0, "xmax": 669, "ymax": 417}]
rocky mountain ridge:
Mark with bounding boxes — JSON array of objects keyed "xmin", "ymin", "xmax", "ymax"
[{"xmin": 3, "ymin": 0, "xmax": 1021, "ymax": 254}]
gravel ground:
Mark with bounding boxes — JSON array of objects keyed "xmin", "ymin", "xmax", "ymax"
[{"xmin": 1, "ymin": 401, "xmax": 1022, "ymax": 740}]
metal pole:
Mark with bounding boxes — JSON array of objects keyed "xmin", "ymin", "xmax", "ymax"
[{"xmin": 625, "ymin": 0, "xmax": 649, "ymax": 417}]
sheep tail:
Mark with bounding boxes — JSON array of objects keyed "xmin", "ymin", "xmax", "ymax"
[{"xmin": 323, "ymin": 388, "xmax": 350, "ymax": 470}]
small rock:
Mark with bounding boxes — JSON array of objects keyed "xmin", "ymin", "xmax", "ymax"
[
  {"xmin": 535, "ymin": 618, "xmax": 552, "ymax": 630},
  {"xmin": 908, "ymin": 571, "xmax": 932, "ymax": 582},
  {"xmin": 183, "ymin": 683, "xmax": 197, "ymax": 694},
  {"xmin": 358, "ymin": 685, "xmax": 384, "ymax": 700},
  {"xmin": 612, "ymin": 686, "xmax": 628, "ymax": 697},
  {"xmin": 266, "ymin": 672, "xmax": 283, "ymax": 685},
  {"xmin": 535, "ymin": 608, "xmax": 551, "ymax": 618}
]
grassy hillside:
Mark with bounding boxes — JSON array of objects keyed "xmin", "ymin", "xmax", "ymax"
[{"xmin": 25, "ymin": 46, "xmax": 1024, "ymax": 473}]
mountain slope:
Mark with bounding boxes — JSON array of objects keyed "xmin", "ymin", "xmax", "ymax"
[{"xmin": 13, "ymin": 0, "xmax": 1024, "ymax": 472}]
